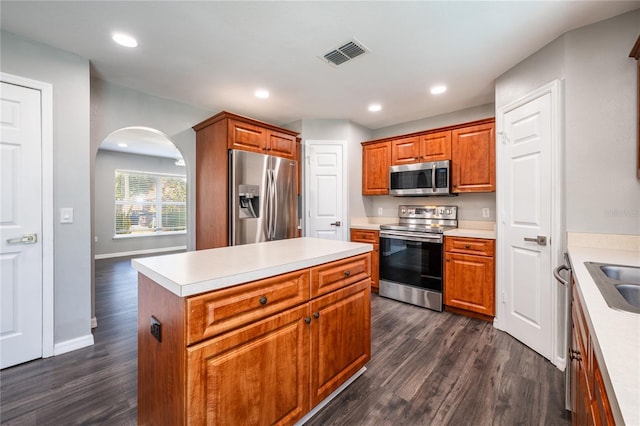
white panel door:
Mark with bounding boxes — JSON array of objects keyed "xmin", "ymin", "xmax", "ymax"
[
  {"xmin": 0, "ymin": 82, "xmax": 43, "ymax": 368},
  {"xmin": 306, "ymin": 142, "xmax": 346, "ymax": 241},
  {"xmin": 500, "ymin": 90, "xmax": 553, "ymax": 360}
]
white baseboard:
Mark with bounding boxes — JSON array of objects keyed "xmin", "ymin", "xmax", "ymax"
[
  {"xmin": 91, "ymin": 316, "xmax": 98, "ymax": 329},
  {"xmin": 53, "ymin": 334, "xmax": 95, "ymax": 356},
  {"xmin": 94, "ymin": 245, "xmax": 187, "ymax": 260}
]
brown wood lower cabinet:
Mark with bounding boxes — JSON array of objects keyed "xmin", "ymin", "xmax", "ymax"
[
  {"xmin": 570, "ymin": 277, "xmax": 615, "ymax": 425},
  {"xmin": 349, "ymin": 228, "xmax": 379, "ymax": 292},
  {"xmin": 444, "ymin": 236, "xmax": 495, "ymax": 320},
  {"xmin": 138, "ymin": 254, "xmax": 371, "ymax": 426}
]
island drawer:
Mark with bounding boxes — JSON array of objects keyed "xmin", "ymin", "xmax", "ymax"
[
  {"xmin": 445, "ymin": 236, "xmax": 495, "ymax": 257},
  {"xmin": 186, "ymin": 269, "xmax": 310, "ymax": 345},
  {"xmin": 311, "ymin": 253, "xmax": 371, "ymax": 298}
]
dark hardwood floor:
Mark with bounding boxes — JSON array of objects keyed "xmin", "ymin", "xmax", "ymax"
[{"xmin": 0, "ymin": 257, "xmax": 570, "ymax": 425}]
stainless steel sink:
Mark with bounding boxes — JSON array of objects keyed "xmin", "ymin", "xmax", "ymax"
[
  {"xmin": 584, "ymin": 262, "xmax": 640, "ymax": 314},
  {"xmin": 600, "ymin": 265, "xmax": 640, "ymax": 284}
]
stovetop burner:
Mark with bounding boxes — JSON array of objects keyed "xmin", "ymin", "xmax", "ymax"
[{"xmin": 380, "ymin": 205, "xmax": 458, "ymax": 234}]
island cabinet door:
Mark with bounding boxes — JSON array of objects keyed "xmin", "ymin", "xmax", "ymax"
[
  {"xmin": 309, "ymin": 279, "xmax": 371, "ymax": 407},
  {"xmin": 186, "ymin": 304, "xmax": 310, "ymax": 426}
]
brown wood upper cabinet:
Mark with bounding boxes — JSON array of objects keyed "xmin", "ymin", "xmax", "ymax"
[
  {"xmin": 362, "ymin": 141, "xmax": 391, "ymax": 195},
  {"xmin": 451, "ymin": 120, "xmax": 495, "ymax": 193},
  {"xmin": 192, "ymin": 111, "xmax": 299, "ymax": 250},
  {"xmin": 361, "ymin": 118, "xmax": 495, "ymax": 195},
  {"xmin": 228, "ymin": 117, "xmax": 297, "ymax": 160},
  {"xmin": 391, "ymin": 131, "xmax": 451, "ymax": 165}
]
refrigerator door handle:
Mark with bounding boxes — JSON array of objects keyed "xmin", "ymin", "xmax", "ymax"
[
  {"xmin": 272, "ymin": 170, "xmax": 278, "ymax": 239},
  {"xmin": 268, "ymin": 169, "xmax": 275, "ymax": 240},
  {"xmin": 266, "ymin": 169, "xmax": 271, "ymax": 240}
]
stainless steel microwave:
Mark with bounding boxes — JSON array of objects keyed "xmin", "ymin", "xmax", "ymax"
[{"xmin": 389, "ymin": 160, "xmax": 452, "ymax": 196}]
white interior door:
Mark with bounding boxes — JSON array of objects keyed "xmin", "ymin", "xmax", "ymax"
[
  {"xmin": 305, "ymin": 141, "xmax": 347, "ymax": 241},
  {"xmin": 497, "ymin": 81, "xmax": 561, "ymax": 363},
  {"xmin": 1, "ymin": 81, "xmax": 44, "ymax": 368}
]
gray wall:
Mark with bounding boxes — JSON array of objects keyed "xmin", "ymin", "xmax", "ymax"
[
  {"xmin": 1, "ymin": 31, "xmax": 92, "ymax": 345},
  {"xmin": 94, "ymin": 150, "xmax": 188, "ymax": 256},
  {"xmin": 91, "ymin": 78, "xmax": 212, "ymax": 252},
  {"xmin": 366, "ymin": 103, "xmax": 498, "ymax": 222},
  {"xmin": 286, "ymin": 119, "xmax": 374, "ymax": 229},
  {"xmin": 496, "ymin": 9, "xmax": 640, "ymax": 235},
  {"xmin": 90, "ymin": 78, "xmax": 212, "ymax": 323}
]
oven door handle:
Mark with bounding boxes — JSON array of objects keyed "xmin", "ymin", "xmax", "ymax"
[{"xmin": 380, "ymin": 230, "xmax": 442, "ymax": 243}]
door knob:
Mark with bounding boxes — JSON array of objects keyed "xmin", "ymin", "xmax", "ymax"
[
  {"xmin": 330, "ymin": 221, "xmax": 341, "ymax": 227},
  {"xmin": 524, "ymin": 235, "xmax": 547, "ymax": 246},
  {"xmin": 6, "ymin": 234, "xmax": 38, "ymax": 245}
]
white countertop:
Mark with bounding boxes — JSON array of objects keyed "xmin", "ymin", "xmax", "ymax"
[
  {"xmin": 568, "ymin": 240, "xmax": 640, "ymax": 425},
  {"xmin": 132, "ymin": 237, "xmax": 372, "ymax": 297}
]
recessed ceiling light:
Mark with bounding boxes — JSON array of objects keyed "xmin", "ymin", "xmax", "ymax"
[
  {"xmin": 430, "ymin": 85, "xmax": 447, "ymax": 95},
  {"xmin": 255, "ymin": 89, "xmax": 270, "ymax": 99},
  {"xmin": 117, "ymin": 143, "xmax": 128, "ymax": 148},
  {"xmin": 368, "ymin": 103, "xmax": 382, "ymax": 112},
  {"xmin": 112, "ymin": 33, "xmax": 138, "ymax": 48}
]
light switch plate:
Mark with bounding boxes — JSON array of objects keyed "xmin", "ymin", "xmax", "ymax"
[{"xmin": 60, "ymin": 208, "xmax": 74, "ymax": 223}]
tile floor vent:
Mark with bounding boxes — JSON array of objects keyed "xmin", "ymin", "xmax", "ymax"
[{"xmin": 322, "ymin": 39, "xmax": 369, "ymax": 67}]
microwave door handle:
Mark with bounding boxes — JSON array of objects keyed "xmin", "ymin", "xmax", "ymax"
[{"xmin": 432, "ymin": 163, "xmax": 437, "ymax": 192}]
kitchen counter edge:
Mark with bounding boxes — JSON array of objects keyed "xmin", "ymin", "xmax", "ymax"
[
  {"xmin": 568, "ymin": 244, "xmax": 640, "ymax": 426},
  {"xmin": 132, "ymin": 238, "xmax": 373, "ymax": 298}
]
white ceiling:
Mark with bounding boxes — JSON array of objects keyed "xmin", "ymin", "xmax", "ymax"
[{"xmin": 2, "ymin": 1, "xmax": 639, "ymax": 133}]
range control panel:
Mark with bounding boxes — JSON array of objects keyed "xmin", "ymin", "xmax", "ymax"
[{"xmin": 398, "ymin": 205, "xmax": 457, "ymax": 220}]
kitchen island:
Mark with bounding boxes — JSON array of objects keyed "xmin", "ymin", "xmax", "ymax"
[{"xmin": 132, "ymin": 238, "xmax": 373, "ymax": 426}]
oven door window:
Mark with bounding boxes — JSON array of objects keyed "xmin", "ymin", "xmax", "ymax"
[{"xmin": 379, "ymin": 237, "xmax": 442, "ymax": 291}]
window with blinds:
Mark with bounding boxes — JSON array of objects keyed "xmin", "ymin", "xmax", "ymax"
[{"xmin": 114, "ymin": 170, "xmax": 186, "ymax": 236}]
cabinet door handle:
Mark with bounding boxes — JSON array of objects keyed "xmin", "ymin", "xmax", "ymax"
[
  {"xmin": 446, "ymin": 258, "xmax": 450, "ymax": 262},
  {"xmin": 569, "ymin": 348, "xmax": 582, "ymax": 361},
  {"xmin": 259, "ymin": 296, "xmax": 268, "ymax": 305},
  {"xmin": 304, "ymin": 317, "xmax": 311, "ymax": 324},
  {"xmin": 313, "ymin": 312, "xmax": 320, "ymax": 319}
]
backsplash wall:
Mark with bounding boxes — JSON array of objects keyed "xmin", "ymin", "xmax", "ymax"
[{"xmin": 364, "ymin": 192, "xmax": 496, "ymax": 221}]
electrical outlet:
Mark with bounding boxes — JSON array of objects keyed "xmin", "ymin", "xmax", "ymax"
[
  {"xmin": 378, "ymin": 207, "xmax": 383, "ymax": 216},
  {"xmin": 482, "ymin": 208, "xmax": 490, "ymax": 218},
  {"xmin": 150, "ymin": 316, "xmax": 162, "ymax": 342}
]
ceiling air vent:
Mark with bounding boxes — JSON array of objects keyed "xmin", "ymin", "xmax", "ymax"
[{"xmin": 322, "ymin": 39, "xmax": 369, "ymax": 67}]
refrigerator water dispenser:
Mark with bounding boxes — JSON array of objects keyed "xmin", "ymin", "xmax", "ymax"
[{"xmin": 238, "ymin": 184, "xmax": 260, "ymax": 219}]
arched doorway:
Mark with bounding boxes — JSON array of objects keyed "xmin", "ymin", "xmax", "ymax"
[{"xmin": 92, "ymin": 126, "xmax": 188, "ymax": 327}]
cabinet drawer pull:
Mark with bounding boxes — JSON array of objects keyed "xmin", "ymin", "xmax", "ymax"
[
  {"xmin": 259, "ymin": 296, "xmax": 268, "ymax": 305},
  {"xmin": 569, "ymin": 348, "xmax": 582, "ymax": 361},
  {"xmin": 465, "ymin": 244, "xmax": 470, "ymax": 249},
  {"xmin": 344, "ymin": 270, "xmax": 351, "ymax": 277},
  {"xmin": 313, "ymin": 312, "xmax": 320, "ymax": 319}
]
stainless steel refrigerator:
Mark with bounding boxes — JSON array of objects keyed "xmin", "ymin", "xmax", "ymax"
[{"xmin": 229, "ymin": 150, "xmax": 298, "ymax": 245}]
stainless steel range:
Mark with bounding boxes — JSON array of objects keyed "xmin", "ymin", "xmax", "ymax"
[{"xmin": 379, "ymin": 205, "xmax": 458, "ymax": 311}]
